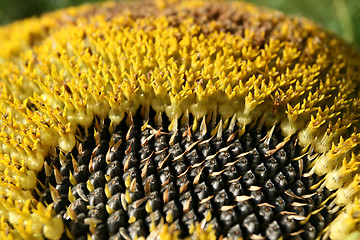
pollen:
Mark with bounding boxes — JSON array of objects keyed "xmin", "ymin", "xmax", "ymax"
[{"xmin": 0, "ymin": 0, "xmax": 360, "ymax": 239}]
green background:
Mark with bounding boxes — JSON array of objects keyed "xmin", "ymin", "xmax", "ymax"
[{"xmin": 0, "ymin": 0, "xmax": 359, "ymax": 49}]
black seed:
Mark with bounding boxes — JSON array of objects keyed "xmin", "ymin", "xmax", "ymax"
[
  {"xmin": 92, "ymin": 154, "xmax": 107, "ymax": 172},
  {"xmin": 209, "ymin": 174, "xmax": 225, "ymax": 192},
  {"xmin": 220, "ymin": 208, "xmax": 238, "ymax": 228},
  {"xmin": 161, "ymin": 183, "xmax": 177, "ymax": 203},
  {"xmin": 264, "ymin": 157, "xmax": 279, "ymax": 177},
  {"xmin": 177, "ymin": 176, "xmax": 190, "ymax": 191},
  {"xmin": 154, "ymin": 151, "xmax": 169, "ymax": 168},
  {"xmin": 282, "ymin": 190, "xmax": 297, "ymax": 204},
  {"xmin": 279, "ymin": 215, "xmax": 296, "ymax": 234},
  {"xmin": 122, "ymin": 168, "xmax": 138, "ymax": 184},
  {"xmin": 140, "ymin": 129, "xmax": 151, "ymax": 145},
  {"xmin": 322, "ymin": 188, "xmax": 332, "ymax": 199},
  {"xmin": 203, "ymin": 158, "xmax": 219, "ymax": 174},
  {"xmin": 301, "ymin": 223, "xmax": 316, "ymax": 240},
  {"xmin": 263, "ymin": 180, "xmax": 277, "ymax": 199},
  {"xmin": 320, "ymin": 208, "xmax": 334, "ymax": 225},
  {"xmin": 108, "ymin": 148, "xmax": 122, "ymax": 163},
  {"xmin": 312, "ymin": 191, "xmax": 324, "ymax": 206},
  {"xmin": 105, "ymin": 161, "xmax": 122, "ymax": 179},
  {"xmin": 291, "ymin": 180, "xmax": 306, "ymax": 196},
  {"xmin": 91, "ymin": 224, "xmax": 108, "ymax": 240},
  {"xmin": 173, "ymin": 159, "xmax": 188, "ymax": 175},
  {"xmin": 266, "ymin": 221, "xmax": 281, "ymax": 240},
  {"xmin": 181, "ymin": 138, "xmax": 194, "ymax": 150},
  {"xmin": 71, "ymin": 198, "xmax": 87, "ymax": 215},
  {"xmin": 241, "ymin": 170, "xmax": 256, "ymax": 187},
  {"xmin": 182, "ymin": 210, "xmax": 198, "ymax": 230},
  {"xmin": 283, "ymin": 164, "xmax": 297, "ymax": 183},
  {"xmin": 77, "ymin": 149, "xmax": 92, "ymax": 165},
  {"xmin": 122, "ymin": 153, "xmax": 138, "ymax": 170},
  {"xmin": 189, "ymin": 166, "xmax": 205, "ymax": 183},
  {"xmin": 107, "ymin": 176, "xmax": 125, "ymax": 196},
  {"xmin": 284, "ymin": 141, "xmax": 295, "ymax": 159},
  {"xmin": 194, "ymin": 182, "xmax": 210, "ymax": 200},
  {"xmin": 254, "ymin": 163, "xmax": 268, "ymax": 184},
  {"xmin": 89, "ymin": 187, "xmax": 107, "ymax": 207},
  {"xmin": 73, "ymin": 165, "xmax": 90, "ymax": 183},
  {"xmin": 240, "ymin": 133, "xmax": 253, "ymax": 151},
  {"xmin": 223, "ymin": 165, "xmax": 239, "ymax": 181},
  {"xmin": 302, "ymin": 175, "xmax": 315, "ymax": 189},
  {"xmin": 179, "ymin": 191, "xmax": 194, "ymax": 210},
  {"xmin": 139, "ymin": 158, "xmax": 156, "ymax": 177},
  {"xmin": 147, "ymin": 191, "xmax": 162, "ymax": 212},
  {"xmin": 251, "ymin": 129, "xmax": 263, "ymax": 143},
  {"xmin": 159, "ymin": 166, "xmax": 174, "ymax": 185},
  {"xmin": 258, "ymin": 205, "xmax": 274, "ymax": 224},
  {"xmin": 128, "ymin": 182, "xmax": 144, "ymax": 201},
  {"xmin": 304, "ymin": 197, "xmax": 315, "ymax": 213},
  {"xmin": 310, "ymin": 213, "xmax": 326, "ymax": 233},
  {"xmin": 100, "ymin": 126, "xmax": 111, "ymax": 141},
  {"xmin": 125, "ymin": 138, "xmax": 139, "ymax": 153},
  {"xmin": 217, "ymin": 151, "xmax": 231, "ymax": 167},
  {"xmin": 88, "ymin": 203, "xmax": 108, "ymax": 221},
  {"xmin": 272, "ymin": 197, "xmax": 286, "ymax": 214},
  {"xmin": 227, "ymin": 224, "xmax": 243, "ymax": 240},
  {"xmin": 53, "ymin": 197, "xmax": 69, "ymax": 213},
  {"xmin": 257, "ymin": 142, "xmax": 270, "ymax": 156},
  {"xmin": 139, "ymin": 145, "xmax": 152, "ymax": 160},
  {"xmin": 234, "ymin": 157, "xmax": 249, "ymax": 174},
  {"xmin": 198, "ymin": 142, "xmax": 213, "ymax": 157},
  {"xmin": 293, "ymin": 206, "xmax": 306, "ymax": 216},
  {"xmin": 60, "ymin": 163, "xmax": 72, "ymax": 177},
  {"xmin": 242, "ymin": 213, "xmax": 259, "ymax": 235},
  {"xmin": 169, "ymin": 143, "xmax": 183, "ymax": 158},
  {"xmin": 72, "ymin": 182, "xmax": 89, "ymax": 200},
  {"xmin": 186, "ymin": 149, "xmax": 201, "ymax": 165},
  {"xmin": 198, "ymin": 201, "xmax": 212, "ymax": 219},
  {"xmin": 229, "ymin": 139, "xmax": 243, "ymax": 156},
  {"xmin": 145, "ymin": 209, "xmax": 162, "ymax": 227},
  {"xmin": 107, "ymin": 193, "xmax": 123, "ymax": 211},
  {"xmin": 274, "ymin": 149, "xmax": 287, "ymax": 167},
  {"xmin": 163, "ymin": 200, "xmax": 180, "ymax": 220},
  {"xmin": 250, "ymin": 189, "xmax": 265, "ymax": 204},
  {"xmin": 128, "ymin": 203, "xmax": 146, "ymax": 220},
  {"xmin": 273, "ymin": 172, "xmax": 288, "ymax": 190},
  {"xmin": 69, "ymin": 213, "xmax": 88, "ymax": 237},
  {"xmin": 237, "ymin": 200, "xmax": 253, "ymax": 217},
  {"xmin": 89, "ymin": 171, "xmax": 106, "ymax": 189},
  {"xmin": 228, "ymin": 181, "xmax": 243, "ymax": 198},
  {"xmin": 107, "ymin": 209, "xmax": 128, "ymax": 235},
  {"xmin": 247, "ymin": 148, "xmax": 261, "ymax": 167},
  {"xmin": 143, "ymin": 174, "xmax": 159, "ymax": 193},
  {"xmin": 154, "ymin": 135, "xmax": 168, "ymax": 152},
  {"xmin": 83, "ymin": 130, "xmax": 95, "ymax": 149},
  {"xmin": 95, "ymin": 140, "xmax": 109, "ymax": 155},
  {"xmin": 56, "ymin": 176, "xmax": 71, "ymax": 194},
  {"xmin": 211, "ymin": 137, "xmax": 225, "ymax": 151},
  {"xmin": 214, "ymin": 189, "xmax": 230, "ymax": 208}
]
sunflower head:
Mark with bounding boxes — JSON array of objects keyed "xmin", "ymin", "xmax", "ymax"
[{"xmin": 1, "ymin": 0, "xmax": 360, "ymax": 239}]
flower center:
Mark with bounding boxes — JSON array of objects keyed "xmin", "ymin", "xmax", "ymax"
[{"xmin": 34, "ymin": 110, "xmax": 338, "ymax": 239}]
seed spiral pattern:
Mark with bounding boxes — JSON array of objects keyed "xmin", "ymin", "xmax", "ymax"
[
  {"xmin": 0, "ymin": 0, "xmax": 360, "ymax": 239},
  {"xmin": 36, "ymin": 112, "xmax": 336, "ymax": 239}
]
